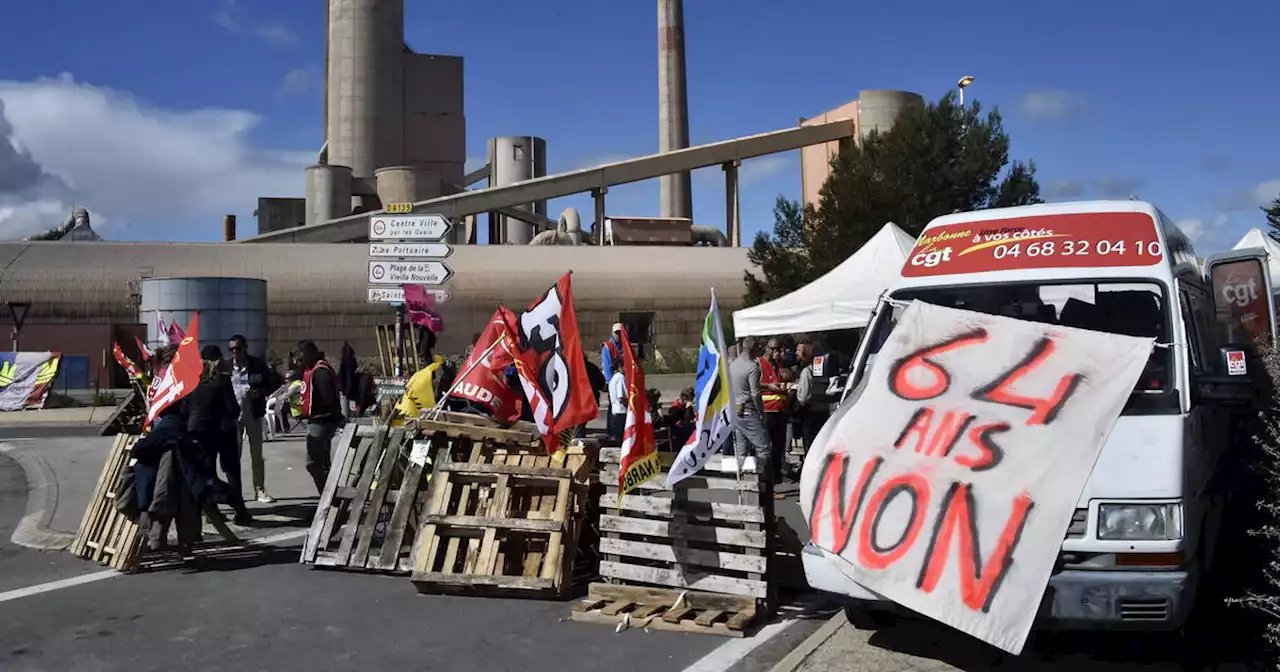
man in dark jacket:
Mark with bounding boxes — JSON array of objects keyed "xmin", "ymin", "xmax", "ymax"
[
  {"xmin": 192, "ymin": 345, "xmax": 252, "ymax": 525},
  {"xmin": 297, "ymin": 340, "xmax": 342, "ymax": 494},
  {"xmin": 228, "ymin": 334, "xmax": 280, "ymax": 504}
]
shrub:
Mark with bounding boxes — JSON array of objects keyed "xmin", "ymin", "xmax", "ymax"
[
  {"xmin": 647, "ymin": 347, "xmax": 699, "ymax": 375},
  {"xmin": 91, "ymin": 391, "xmax": 118, "ymax": 407}
]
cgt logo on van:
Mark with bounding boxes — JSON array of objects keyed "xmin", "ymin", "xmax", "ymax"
[
  {"xmin": 910, "ymin": 246, "xmax": 954, "ymax": 268},
  {"xmin": 1221, "ymin": 277, "xmax": 1260, "ymax": 308}
]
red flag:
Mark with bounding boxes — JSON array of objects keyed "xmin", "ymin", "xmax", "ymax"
[
  {"xmin": 167, "ymin": 320, "xmax": 185, "ymax": 345},
  {"xmin": 618, "ymin": 326, "xmax": 659, "ymax": 494},
  {"xmin": 146, "ymin": 313, "xmax": 203, "ymax": 426},
  {"xmin": 112, "ymin": 342, "xmax": 145, "ymax": 382},
  {"xmin": 499, "ymin": 273, "xmax": 597, "ymax": 452},
  {"xmin": 134, "ymin": 336, "xmax": 153, "ymax": 361},
  {"xmin": 402, "ymin": 284, "xmax": 444, "ymax": 333},
  {"xmin": 447, "ymin": 308, "xmax": 520, "ymax": 422}
]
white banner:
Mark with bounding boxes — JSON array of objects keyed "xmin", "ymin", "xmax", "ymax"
[
  {"xmin": 0, "ymin": 352, "xmax": 62, "ymax": 411},
  {"xmin": 800, "ymin": 302, "xmax": 1153, "ymax": 654}
]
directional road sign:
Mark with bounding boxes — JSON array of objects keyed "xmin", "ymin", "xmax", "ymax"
[
  {"xmin": 368, "ymin": 214, "xmax": 451, "ymax": 241},
  {"xmin": 367, "ymin": 287, "xmax": 452, "ymax": 304},
  {"xmin": 368, "ymin": 260, "xmax": 453, "ymax": 285},
  {"xmin": 367, "ymin": 242, "xmax": 453, "ymax": 258}
]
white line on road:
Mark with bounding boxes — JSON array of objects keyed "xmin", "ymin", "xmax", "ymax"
[
  {"xmin": 681, "ymin": 612, "xmax": 806, "ymax": 672},
  {"xmin": 0, "ymin": 528, "xmax": 309, "ymax": 605}
]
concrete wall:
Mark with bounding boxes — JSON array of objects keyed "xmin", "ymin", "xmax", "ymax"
[
  {"xmin": 800, "ymin": 99, "xmax": 860, "ymax": 210},
  {"xmin": 403, "ymin": 53, "xmax": 465, "ymax": 189},
  {"xmin": 0, "ymin": 243, "xmax": 752, "ymax": 370},
  {"xmin": 10, "ymin": 323, "xmax": 145, "ymax": 390}
]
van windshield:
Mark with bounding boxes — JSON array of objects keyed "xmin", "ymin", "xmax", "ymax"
[{"xmin": 859, "ymin": 281, "xmax": 1173, "ymax": 406}]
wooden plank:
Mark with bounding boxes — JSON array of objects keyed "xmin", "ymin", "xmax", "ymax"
[
  {"xmin": 599, "ymin": 561, "xmax": 768, "ymax": 598},
  {"xmin": 601, "ymin": 601, "xmax": 634, "ymax": 616},
  {"xmin": 600, "ymin": 468, "xmax": 757, "ymax": 492},
  {"xmin": 334, "ymin": 426, "xmax": 386, "ymax": 565},
  {"xmin": 662, "ymin": 606, "xmax": 696, "ymax": 623},
  {"xmin": 597, "ymin": 514, "xmax": 767, "ymax": 549},
  {"xmin": 410, "ymin": 572, "xmax": 555, "ymax": 591},
  {"xmin": 599, "ymin": 448, "xmax": 760, "ymax": 476},
  {"xmin": 584, "ymin": 582, "xmax": 756, "ymax": 613},
  {"xmin": 439, "ymin": 462, "xmax": 574, "ymax": 480},
  {"xmin": 599, "ymin": 493, "xmax": 765, "ymax": 524},
  {"xmin": 539, "ymin": 453, "xmax": 572, "ymax": 580},
  {"xmin": 598, "ymin": 537, "xmax": 767, "ymax": 574},
  {"xmin": 569, "ymin": 610, "xmax": 743, "ymax": 638},
  {"xmin": 71, "ymin": 434, "xmax": 126, "ymax": 556},
  {"xmin": 421, "ymin": 515, "xmax": 562, "ymax": 533},
  {"xmin": 374, "ymin": 459, "xmax": 426, "ymax": 572},
  {"xmin": 352, "ymin": 433, "xmax": 401, "ymax": 567},
  {"xmin": 694, "ymin": 610, "xmax": 725, "ymax": 627},
  {"xmin": 302, "ymin": 424, "xmax": 358, "ymax": 561}
]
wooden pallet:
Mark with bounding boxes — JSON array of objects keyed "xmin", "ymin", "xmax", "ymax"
[
  {"xmin": 409, "ymin": 421, "xmax": 597, "ymax": 597},
  {"xmin": 69, "ymin": 434, "xmax": 144, "ymax": 570},
  {"xmin": 300, "ymin": 424, "xmax": 432, "ymax": 573},
  {"xmin": 69, "ymin": 433, "xmax": 239, "ymax": 571},
  {"xmin": 578, "ymin": 446, "xmax": 774, "ymax": 635},
  {"xmin": 570, "ymin": 584, "xmax": 757, "ymax": 637},
  {"xmin": 99, "ymin": 388, "xmax": 145, "ymax": 436}
]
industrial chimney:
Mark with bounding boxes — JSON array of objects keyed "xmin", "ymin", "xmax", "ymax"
[{"xmin": 657, "ymin": 0, "xmax": 692, "ymax": 220}]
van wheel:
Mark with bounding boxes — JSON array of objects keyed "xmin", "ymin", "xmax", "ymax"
[{"xmin": 844, "ymin": 604, "xmax": 897, "ymax": 630}]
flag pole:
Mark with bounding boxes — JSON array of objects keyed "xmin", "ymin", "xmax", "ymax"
[{"xmin": 424, "ymin": 332, "xmax": 508, "ymax": 419}]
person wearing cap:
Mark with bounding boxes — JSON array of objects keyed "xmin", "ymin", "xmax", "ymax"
[{"xmin": 601, "ymin": 323, "xmax": 625, "ymax": 381}]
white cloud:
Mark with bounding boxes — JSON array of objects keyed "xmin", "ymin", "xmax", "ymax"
[
  {"xmin": 739, "ymin": 154, "xmax": 794, "ymax": 185},
  {"xmin": 279, "ymin": 67, "xmax": 321, "ymax": 96},
  {"xmin": 0, "ymin": 73, "xmax": 308, "ymax": 240},
  {"xmin": 1017, "ymin": 90, "xmax": 1085, "ymax": 121},
  {"xmin": 212, "ymin": 0, "xmax": 297, "ymax": 47},
  {"xmin": 1044, "ymin": 179, "xmax": 1084, "ymax": 201},
  {"xmin": 1254, "ymin": 179, "xmax": 1280, "ymax": 206},
  {"xmin": 1175, "ymin": 213, "xmax": 1229, "ymax": 243}
]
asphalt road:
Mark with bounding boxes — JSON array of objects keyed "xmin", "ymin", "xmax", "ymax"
[{"xmin": 0, "ymin": 434, "xmax": 732, "ymax": 672}]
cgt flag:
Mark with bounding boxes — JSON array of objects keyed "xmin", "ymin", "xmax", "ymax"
[
  {"xmin": 666, "ymin": 288, "xmax": 736, "ymax": 485},
  {"xmin": 447, "ymin": 308, "xmax": 520, "ymax": 423},
  {"xmin": 618, "ymin": 325, "xmax": 659, "ymax": 495},
  {"xmin": 145, "ymin": 313, "xmax": 203, "ymax": 427},
  {"xmin": 500, "ymin": 273, "xmax": 598, "ymax": 453},
  {"xmin": 112, "ymin": 342, "xmax": 146, "ymax": 384}
]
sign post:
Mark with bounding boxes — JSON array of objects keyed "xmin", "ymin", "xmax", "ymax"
[
  {"xmin": 366, "ymin": 208, "xmax": 455, "ymax": 304},
  {"xmin": 6, "ymin": 301, "xmax": 30, "ymax": 352}
]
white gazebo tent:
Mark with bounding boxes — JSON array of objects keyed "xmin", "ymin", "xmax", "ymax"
[
  {"xmin": 1232, "ymin": 228, "xmax": 1280, "ymax": 285},
  {"xmin": 733, "ymin": 222, "xmax": 917, "ymax": 337}
]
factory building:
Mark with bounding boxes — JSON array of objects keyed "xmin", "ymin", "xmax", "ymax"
[{"xmin": 1, "ymin": 0, "xmax": 924, "ymax": 391}]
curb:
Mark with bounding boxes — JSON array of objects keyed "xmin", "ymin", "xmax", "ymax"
[
  {"xmin": 0, "ymin": 444, "xmax": 76, "ymax": 551},
  {"xmin": 769, "ymin": 608, "xmax": 847, "ymax": 672}
]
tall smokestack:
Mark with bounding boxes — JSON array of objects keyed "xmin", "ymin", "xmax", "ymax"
[
  {"xmin": 657, "ymin": 0, "xmax": 692, "ymax": 220},
  {"xmin": 326, "ymin": 0, "xmax": 405, "ymax": 186}
]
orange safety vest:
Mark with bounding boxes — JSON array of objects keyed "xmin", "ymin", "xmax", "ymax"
[
  {"xmin": 300, "ymin": 359, "xmax": 335, "ymax": 419},
  {"xmin": 759, "ymin": 357, "xmax": 786, "ymax": 413}
]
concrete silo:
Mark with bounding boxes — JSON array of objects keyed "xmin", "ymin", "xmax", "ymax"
[
  {"xmin": 856, "ymin": 89, "xmax": 925, "ymax": 139},
  {"xmin": 486, "ymin": 136, "xmax": 547, "ymax": 245},
  {"xmin": 139, "ymin": 278, "xmax": 269, "ymax": 358},
  {"xmin": 324, "ymin": 0, "xmax": 405, "ymax": 212}
]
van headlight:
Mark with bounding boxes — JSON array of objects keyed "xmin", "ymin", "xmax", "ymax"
[{"xmin": 1097, "ymin": 503, "xmax": 1182, "ymax": 541}]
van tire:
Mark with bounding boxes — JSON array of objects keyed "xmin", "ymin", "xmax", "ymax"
[{"xmin": 843, "ymin": 604, "xmax": 898, "ymax": 630}]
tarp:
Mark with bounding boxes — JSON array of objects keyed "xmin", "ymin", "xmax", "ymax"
[
  {"xmin": 1232, "ymin": 228, "xmax": 1280, "ymax": 285},
  {"xmin": 733, "ymin": 222, "xmax": 916, "ymax": 337},
  {"xmin": 0, "ymin": 352, "xmax": 62, "ymax": 411}
]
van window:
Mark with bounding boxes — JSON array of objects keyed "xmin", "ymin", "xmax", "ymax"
[
  {"xmin": 856, "ymin": 281, "xmax": 1174, "ymax": 413},
  {"xmin": 1178, "ymin": 281, "xmax": 1216, "ymax": 375}
]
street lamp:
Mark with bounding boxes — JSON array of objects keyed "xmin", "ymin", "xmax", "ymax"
[{"xmin": 957, "ymin": 75, "xmax": 975, "ymax": 108}]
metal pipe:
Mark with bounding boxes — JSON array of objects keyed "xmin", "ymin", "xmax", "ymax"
[
  {"xmin": 657, "ymin": 0, "xmax": 692, "ymax": 219},
  {"xmin": 593, "ymin": 187, "xmax": 607, "ymax": 246},
  {"xmin": 223, "ymin": 214, "xmax": 236, "ymax": 242}
]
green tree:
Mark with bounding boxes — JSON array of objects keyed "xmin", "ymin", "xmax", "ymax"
[
  {"xmin": 1265, "ymin": 197, "xmax": 1280, "ymax": 242},
  {"xmin": 745, "ymin": 92, "xmax": 1041, "ymax": 305}
]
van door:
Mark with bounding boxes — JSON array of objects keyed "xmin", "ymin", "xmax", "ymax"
[{"xmin": 1205, "ymin": 248, "xmax": 1276, "ymax": 349}]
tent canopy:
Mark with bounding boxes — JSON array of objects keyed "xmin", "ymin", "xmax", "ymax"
[
  {"xmin": 733, "ymin": 222, "xmax": 916, "ymax": 337},
  {"xmin": 1231, "ymin": 228, "xmax": 1280, "ymax": 283}
]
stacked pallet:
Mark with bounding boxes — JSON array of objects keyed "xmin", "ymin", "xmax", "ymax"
[
  {"xmin": 571, "ymin": 448, "xmax": 773, "ymax": 637},
  {"xmin": 300, "ymin": 424, "xmax": 430, "ymax": 573},
  {"xmin": 70, "ymin": 434, "xmax": 144, "ymax": 569},
  {"xmin": 409, "ymin": 415, "xmax": 597, "ymax": 597}
]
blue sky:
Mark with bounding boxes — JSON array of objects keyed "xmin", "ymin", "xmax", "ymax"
[{"xmin": 0, "ymin": 0, "xmax": 1276, "ymax": 251}]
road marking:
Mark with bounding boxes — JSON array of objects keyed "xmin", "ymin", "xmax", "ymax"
[
  {"xmin": 0, "ymin": 529, "xmax": 309, "ymax": 604},
  {"xmin": 680, "ymin": 610, "xmax": 807, "ymax": 672}
]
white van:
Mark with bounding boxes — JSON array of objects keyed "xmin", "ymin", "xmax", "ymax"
[{"xmin": 802, "ymin": 200, "xmax": 1272, "ymax": 630}]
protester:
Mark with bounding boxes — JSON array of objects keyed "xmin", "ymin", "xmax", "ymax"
[
  {"xmin": 759, "ymin": 338, "xmax": 790, "ymax": 487},
  {"xmin": 190, "ymin": 345, "xmax": 252, "ymax": 525},
  {"xmin": 608, "ymin": 365, "xmax": 627, "ymax": 443},
  {"xmin": 729, "ymin": 336, "xmax": 779, "ymax": 497},
  {"xmin": 601, "ymin": 323, "xmax": 624, "ymax": 380},
  {"xmin": 228, "ymin": 334, "xmax": 279, "ymax": 504},
  {"xmin": 793, "ymin": 341, "xmax": 827, "ymax": 466},
  {"xmin": 296, "ymin": 340, "xmax": 343, "ymax": 494}
]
